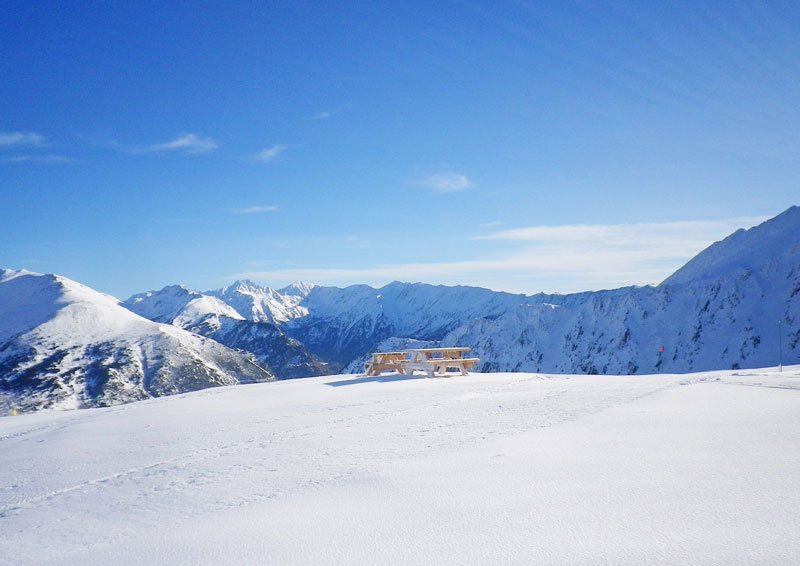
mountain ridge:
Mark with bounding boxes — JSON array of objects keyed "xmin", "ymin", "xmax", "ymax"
[
  {"xmin": 4, "ymin": 207, "xmax": 799, "ymax": 411},
  {"xmin": 0, "ymin": 270, "xmax": 274, "ymax": 412},
  {"xmin": 122, "ymin": 283, "xmax": 327, "ymax": 379}
]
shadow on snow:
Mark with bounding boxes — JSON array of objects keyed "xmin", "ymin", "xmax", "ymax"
[{"xmin": 325, "ymin": 373, "xmax": 425, "ymax": 387}]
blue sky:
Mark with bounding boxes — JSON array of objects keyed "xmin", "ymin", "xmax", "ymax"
[{"xmin": 2, "ymin": 1, "xmax": 799, "ymax": 299}]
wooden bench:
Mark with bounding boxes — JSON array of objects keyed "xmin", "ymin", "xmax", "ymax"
[
  {"xmin": 401, "ymin": 347, "xmax": 480, "ymax": 378},
  {"xmin": 403, "ymin": 357, "xmax": 481, "ymax": 377},
  {"xmin": 364, "ymin": 352, "xmax": 407, "ymax": 376}
]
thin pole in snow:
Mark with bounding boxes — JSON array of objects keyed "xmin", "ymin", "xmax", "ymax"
[{"xmin": 778, "ymin": 320, "xmax": 783, "ymax": 372}]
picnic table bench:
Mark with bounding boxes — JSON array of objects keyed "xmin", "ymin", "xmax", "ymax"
[
  {"xmin": 364, "ymin": 352, "xmax": 407, "ymax": 376},
  {"xmin": 364, "ymin": 347, "xmax": 479, "ymax": 378},
  {"xmin": 402, "ymin": 347, "xmax": 480, "ymax": 377}
]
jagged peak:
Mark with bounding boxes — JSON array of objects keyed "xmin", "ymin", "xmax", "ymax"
[
  {"xmin": 279, "ymin": 281, "xmax": 318, "ymax": 298},
  {"xmin": 1, "ymin": 268, "xmax": 42, "ymax": 283},
  {"xmin": 217, "ymin": 279, "xmax": 274, "ymax": 295},
  {"xmin": 125, "ymin": 283, "xmax": 200, "ymax": 305}
]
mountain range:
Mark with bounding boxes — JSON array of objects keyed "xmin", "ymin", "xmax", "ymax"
[
  {"xmin": 2, "ymin": 206, "xmax": 798, "ymax": 411},
  {"xmin": 123, "ymin": 282, "xmax": 328, "ymax": 379},
  {"xmin": 0, "ymin": 270, "xmax": 273, "ymax": 412}
]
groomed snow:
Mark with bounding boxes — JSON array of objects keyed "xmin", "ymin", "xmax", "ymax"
[{"xmin": 2, "ymin": 367, "xmax": 799, "ymax": 565}]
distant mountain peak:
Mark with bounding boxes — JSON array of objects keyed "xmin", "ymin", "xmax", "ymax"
[
  {"xmin": 279, "ymin": 281, "xmax": 318, "ymax": 298},
  {"xmin": 661, "ymin": 205, "xmax": 800, "ymax": 287},
  {"xmin": 220, "ymin": 279, "xmax": 269, "ymax": 294},
  {"xmin": 1, "ymin": 268, "xmax": 39, "ymax": 283},
  {"xmin": 124, "ymin": 284, "xmax": 245, "ymax": 325},
  {"xmin": 206, "ymin": 280, "xmax": 309, "ymax": 324}
]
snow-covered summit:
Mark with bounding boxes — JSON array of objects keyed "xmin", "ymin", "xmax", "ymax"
[
  {"xmin": 662, "ymin": 205, "xmax": 800, "ymax": 287},
  {"xmin": 0, "ymin": 269, "xmax": 133, "ymax": 344},
  {"xmin": 0, "ymin": 271, "xmax": 272, "ymax": 411},
  {"xmin": 1, "ymin": 268, "xmax": 38, "ymax": 283},
  {"xmin": 206, "ymin": 279, "xmax": 309, "ymax": 324},
  {"xmin": 446, "ymin": 206, "xmax": 800, "ymax": 374},
  {"xmin": 124, "ymin": 284, "xmax": 245, "ymax": 327},
  {"xmin": 121, "ymin": 282, "xmax": 326, "ymax": 380},
  {"xmin": 279, "ymin": 281, "xmax": 318, "ymax": 298}
]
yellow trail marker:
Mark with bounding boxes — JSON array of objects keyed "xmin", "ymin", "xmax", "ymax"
[{"xmin": 12, "ymin": 410, "xmax": 17, "ymax": 416}]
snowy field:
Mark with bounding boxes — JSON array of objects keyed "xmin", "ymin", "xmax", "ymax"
[{"xmin": 2, "ymin": 367, "xmax": 799, "ymax": 565}]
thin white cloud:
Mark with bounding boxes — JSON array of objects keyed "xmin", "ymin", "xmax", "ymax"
[
  {"xmin": 420, "ymin": 173, "xmax": 471, "ymax": 193},
  {"xmin": 477, "ymin": 217, "xmax": 767, "ymax": 247},
  {"xmin": 312, "ymin": 112, "xmax": 331, "ymax": 120},
  {"xmin": 254, "ymin": 145, "xmax": 286, "ymax": 163},
  {"xmin": 2, "ymin": 154, "xmax": 73, "ymax": 163},
  {"xmin": 0, "ymin": 131, "xmax": 46, "ymax": 146},
  {"xmin": 479, "ymin": 220, "xmax": 505, "ymax": 228},
  {"xmin": 231, "ymin": 216, "xmax": 769, "ymax": 294},
  {"xmin": 147, "ymin": 134, "xmax": 217, "ymax": 154},
  {"xmin": 234, "ymin": 205, "xmax": 279, "ymax": 214}
]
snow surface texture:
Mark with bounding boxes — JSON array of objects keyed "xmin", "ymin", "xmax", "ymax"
[
  {"xmin": 0, "ymin": 271, "xmax": 273, "ymax": 411},
  {"xmin": 1, "ymin": 366, "xmax": 798, "ymax": 565}
]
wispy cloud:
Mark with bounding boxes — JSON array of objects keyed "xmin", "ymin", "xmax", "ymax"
[
  {"xmin": 312, "ymin": 111, "xmax": 331, "ymax": 120},
  {"xmin": 234, "ymin": 205, "xmax": 279, "ymax": 214},
  {"xmin": 254, "ymin": 144, "xmax": 286, "ymax": 163},
  {"xmin": 420, "ymin": 173, "xmax": 471, "ymax": 193},
  {"xmin": 146, "ymin": 134, "xmax": 217, "ymax": 154},
  {"xmin": 231, "ymin": 216, "xmax": 769, "ymax": 294},
  {"xmin": 476, "ymin": 217, "xmax": 767, "ymax": 246},
  {"xmin": 2, "ymin": 154, "xmax": 73, "ymax": 164},
  {"xmin": 0, "ymin": 131, "xmax": 46, "ymax": 147},
  {"xmin": 479, "ymin": 220, "xmax": 505, "ymax": 228}
]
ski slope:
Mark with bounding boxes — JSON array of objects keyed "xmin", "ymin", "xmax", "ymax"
[{"xmin": 2, "ymin": 367, "xmax": 799, "ymax": 565}]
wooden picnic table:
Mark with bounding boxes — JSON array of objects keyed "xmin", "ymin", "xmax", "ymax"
[{"xmin": 364, "ymin": 347, "xmax": 480, "ymax": 378}]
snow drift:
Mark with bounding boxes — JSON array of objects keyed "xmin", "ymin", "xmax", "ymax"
[{"xmin": 1, "ymin": 366, "xmax": 798, "ymax": 564}]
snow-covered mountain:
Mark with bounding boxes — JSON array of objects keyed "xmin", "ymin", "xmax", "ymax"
[
  {"xmin": 0, "ymin": 270, "xmax": 273, "ymax": 412},
  {"xmin": 6, "ymin": 206, "xmax": 798, "ymax": 414},
  {"xmin": 123, "ymin": 284, "xmax": 328, "ymax": 379},
  {"xmin": 279, "ymin": 280, "xmax": 319, "ymax": 298},
  {"xmin": 281, "ymin": 207, "xmax": 800, "ymax": 374},
  {"xmin": 206, "ymin": 280, "xmax": 311, "ymax": 324},
  {"xmin": 444, "ymin": 206, "xmax": 800, "ymax": 373},
  {"xmin": 124, "ymin": 284, "xmax": 245, "ymax": 327},
  {"xmin": 283, "ymin": 282, "xmax": 533, "ymax": 369}
]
